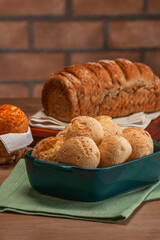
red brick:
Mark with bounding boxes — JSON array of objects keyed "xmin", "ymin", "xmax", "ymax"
[
  {"xmin": 0, "ymin": 53, "xmax": 65, "ymax": 80},
  {"xmin": 109, "ymin": 20, "xmax": 160, "ymax": 48},
  {"xmin": 33, "ymin": 84, "xmax": 44, "ymax": 97},
  {"xmin": 71, "ymin": 51, "xmax": 140, "ymax": 65},
  {"xmin": 145, "ymin": 51, "xmax": 160, "ymax": 76},
  {"xmin": 148, "ymin": 0, "xmax": 160, "ymax": 13},
  {"xmin": 0, "ymin": 0, "xmax": 65, "ymax": 15},
  {"xmin": 0, "ymin": 84, "xmax": 28, "ymax": 98},
  {"xmin": 0, "ymin": 21, "xmax": 28, "ymax": 49},
  {"xmin": 34, "ymin": 21, "xmax": 103, "ymax": 49},
  {"xmin": 73, "ymin": 0, "xmax": 143, "ymax": 15}
]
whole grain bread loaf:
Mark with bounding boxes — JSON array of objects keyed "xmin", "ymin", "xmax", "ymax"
[{"xmin": 42, "ymin": 58, "xmax": 160, "ymax": 122}]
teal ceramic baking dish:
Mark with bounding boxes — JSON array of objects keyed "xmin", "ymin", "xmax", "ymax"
[{"xmin": 25, "ymin": 140, "xmax": 160, "ymax": 202}]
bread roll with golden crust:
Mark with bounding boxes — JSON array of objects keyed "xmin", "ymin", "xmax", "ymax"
[
  {"xmin": 0, "ymin": 104, "xmax": 29, "ymax": 135},
  {"xmin": 58, "ymin": 136, "xmax": 100, "ymax": 168},
  {"xmin": 64, "ymin": 116, "xmax": 104, "ymax": 145},
  {"xmin": 32, "ymin": 136, "xmax": 64, "ymax": 162},
  {"xmin": 56, "ymin": 125, "xmax": 69, "ymax": 139},
  {"xmin": 95, "ymin": 115, "xmax": 122, "ymax": 137},
  {"xmin": 123, "ymin": 128, "xmax": 153, "ymax": 161},
  {"xmin": 42, "ymin": 58, "xmax": 160, "ymax": 122},
  {"xmin": 98, "ymin": 135, "xmax": 132, "ymax": 167},
  {"xmin": 56, "ymin": 131, "xmax": 65, "ymax": 138}
]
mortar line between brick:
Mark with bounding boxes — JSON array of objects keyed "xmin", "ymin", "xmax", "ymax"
[
  {"xmin": 139, "ymin": 50, "xmax": 146, "ymax": 62},
  {"xmin": 143, "ymin": 0, "xmax": 148, "ymax": 13},
  {"xmin": 0, "ymin": 14, "xmax": 160, "ymax": 21},
  {"xmin": 0, "ymin": 80, "xmax": 45, "ymax": 84},
  {"xmin": 103, "ymin": 20, "xmax": 109, "ymax": 50},
  {"xmin": 28, "ymin": 82, "xmax": 34, "ymax": 97},
  {"xmin": 65, "ymin": 52, "xmax": 71, "ymax": 66},
  {"xmin": 0, "ymin": 47, "xmax": 160, "ymax": 53},
  {"xmin": 28, "ymin": 20, "xmax": 34, "ymax": 49},
  {"xmin": 66, "ymin": 0, "xmax": 73, "ymax": 17}
]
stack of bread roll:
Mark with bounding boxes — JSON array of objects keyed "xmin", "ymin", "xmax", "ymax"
[
  {"xmin": 32, "ymin": 115, "xmax": 154, "ymax": 168},
  {"xmin": 0, "ymin": 104, "xmax": 30, "ymax": 164}
]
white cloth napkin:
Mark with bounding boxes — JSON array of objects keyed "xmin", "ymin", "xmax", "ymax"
[
  {"xmin": 29, "ymin": 109, "xmax": 160, "ymax": 131},
  {"xmin": 113, "ymin": 111, "xmax": 160, "ymax": 130},
  {"xmin": 29, "ymin": 110, "xmax": 67, "ymax": 130},
  {"xmin": 0, "ymin": 127, "xmax": 33, "ymax": 153}
]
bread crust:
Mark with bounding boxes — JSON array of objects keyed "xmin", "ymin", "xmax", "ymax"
[
  {"xmin": 123, "ymin": 128, "xmax": 153, "ymax": 161},
  {"xmin": 0, "ymin": 104, "xmax": 29, "ymax": 134},
  {"xmin": 58, "ymin": 136, "xmax": 100, "ymax": 168},
  {"xmin": 32, "ymin": 136, "xmax": 64, "ymax": 162},
  {"xmin": 98, "ymin": 135, "xmax": 132, "ymax": 167},
  {"xmin": 42, "ymin": 73, "xmax": 80, "ymax": 122},
  {"xmin": 42, "ymin": 58, "xmax": 160, "ymax": 122},
  {"xmin": 95, "ymin": 115, "xmax": 122, "ymax": 137},
  {"xmin": 64, "ymin": 116, "xmax": 104, "ymax": 146},
  {"xmin": 98, "ymin": 59, "xmax": 126, "ymax": 87}
]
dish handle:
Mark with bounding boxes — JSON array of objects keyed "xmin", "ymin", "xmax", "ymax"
[{"xmin": 33, "ymin": 158, "xmax": 73, "ymax": 172}]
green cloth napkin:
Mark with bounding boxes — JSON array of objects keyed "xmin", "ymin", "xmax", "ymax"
[{"xmin": 0, "ymin": 159, "xmax": 160, "ymax": 223}]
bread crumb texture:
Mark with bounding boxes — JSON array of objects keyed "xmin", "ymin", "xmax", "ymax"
[
  {"xmin": 123, "ymin": 127, "xmax": 153, "ymax": 161},
  {"xmin": 95, "ymin": 115, "xmax": 122, "ymax": 137},
  {"xmin": 98, "ymin": 135, "xmax": 132, "ymax": 167},
  {"xmin": 32, "ymin": 136, "xmax": 64, "ymax": 162},
  {"xmin": 58, "ymin": 136, "xmax": 100, "ymax": 168},
  {"xmin": 65, "ymin": 116, "xmax": 104, "ymax": 145}
]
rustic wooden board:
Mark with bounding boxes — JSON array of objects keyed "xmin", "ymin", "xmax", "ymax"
[
  {"xmin": 145, "ymin": 116, "xmax": 160, "ymax": 142},
  {"xmin": 30, "ymin": 128, "xmax": 59, "ymax": 146}
]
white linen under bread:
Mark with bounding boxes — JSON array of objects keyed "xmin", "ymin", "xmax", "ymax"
[
  {"xmin": 29, "ymin": 109, "xmax": 160, "ymax": 131},
  {"xmin": 113, "ymin": 111, "xmax": 160, "ymax": 130},
  {"xmin": 0, "ymin": 127, "xmax": 33, "ymax": 153},
  {"xmin": 29, "ymin": 109, "xmax": 67, "ymax": 130}
]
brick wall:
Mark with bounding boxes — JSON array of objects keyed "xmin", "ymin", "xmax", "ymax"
[{"xmin": 0, "ymin": 0, "xmax": 160, "ymax": 98}]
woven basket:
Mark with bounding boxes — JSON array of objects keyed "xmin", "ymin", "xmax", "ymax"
[{"xmin": 0, "ymin": 140, "xmax": 27, "ymax": 165}]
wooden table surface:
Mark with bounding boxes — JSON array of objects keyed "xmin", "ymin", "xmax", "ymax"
[{"xmin": 0, "ymin": 98, "xmax": 160, "ymax": 240}]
